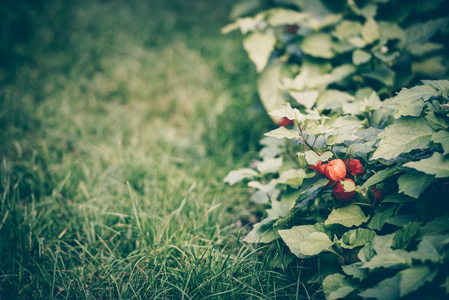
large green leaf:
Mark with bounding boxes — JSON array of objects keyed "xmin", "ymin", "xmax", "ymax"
[
  {"xmin": 342, "ymin": 263, "xmax": 368, "ymax": 280},
  {"xmin": 392, "ymin": 222, "xmax": 421, "ymax": 249},
  {"xmin": 390, "ymin": 83, "xmax": 438, "ymax": 105},
  {"xmin": 265, "ymin": 126, "xmax": 300, "ymax": 140},
  {"xmin": 324, "ymin": 205, "xmax": 369, "ymax": 228},
  {"xmin": 339, "ymin": 228, "xmax": 376, "ymax": 249},
  {"xmin": 360, "ymin": 166, "xmax": 401, "ymax": 189},
  {"xmin": 257, "ymin": 157, "xmax": 283, "ymax": 174},
  {"xmin": 431, "ymin": 130, "xmax": 449, "ymax": 155},
  {"xmin": 266, "ymin": 8, "xmax": 308, "ymax": 26},
  {"xmin": 278, "ymin": 224, "xmax": 333, "ymax": 256},
  {"xmin": 244, "ymin": 218, "xmax": 277, "ymax": 244},
  {"xmin": 224, "ymin": 168, "xmax": 259, "ymax": 185},
  {"xmin": 361, "ymin": 249, "xmax": 412, "ymax": 270},
  {"xmin": 352, "ymin": 49, "xmax": 372, "ymax": 65},
  {"xmin": 399, "ymin": 266, "xmax": 438, "ymax": 298},
  {"xmin": 404, "ymin": 152, "xmax": 449, "ymax": 178},
  {"xmin": 397, "ymin": 172, "xmax": 434, "ymax": 199},
  {"xmin": 322, "ymin": 273, "xmax": 355, "ymax": 300},
  {"xmin": 403, "ymin": 18, "xmax": 449, "ymax": 47},
  {"xmin": 301, "ymin": 33, "xmax": 335, "ymax": 58},
  {"xmin": 290, "ymin": 90, "xmax": 319, "ymax": 109},
  {"xmin": 359, "ymin": 273, "xmax": 400, "ymax": 300},
  {"xmin": 361, "ymin": 18, "xmax": 380, "ymax": 44},
  {"xmin": 257, "ymin": 61, "xmax": 286, "ymax": 123},
  {"xmin": 367, "ymin": 205, "xmax": 398, "ymax": 231},
  {"xmin": 371, "ymin": 118, "xmax": 434, "ymax": 160},
  {"xmin": 243, "ymin": 32, "xmax": 276, "ymax": 72}
]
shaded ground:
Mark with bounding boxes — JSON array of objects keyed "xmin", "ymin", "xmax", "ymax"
[{"xmin": 0, "ymin": 0, "xmax": 307, "ymax": 298}]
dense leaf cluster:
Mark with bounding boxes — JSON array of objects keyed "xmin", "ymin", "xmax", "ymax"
[{"xmin": 224, "ymin": 0, "xmax": 449, "ymax": 298}]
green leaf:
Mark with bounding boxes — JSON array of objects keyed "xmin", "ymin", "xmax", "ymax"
[
  {"xmin": 403, "ymin": 18, "xmax": 449, "ymax": 46},
  {"xmin": 277, "ymin": 168, "xmax": 307, "ymax": 186},
  {"xmin": 394, "ymin": 99, "xmax": 425, "ymax": 118},
  {"xmin": 397, "ymin": 172, "xmax": 434, "ymax": 199},
  {"xmin": 268, "ymin": 103, "xmax": 304, "ymax": 121},
  {"xmin": 224, "ymin": 168, "xmax": 259, "ymax": 185},
  {"xmin": 352, "ymin": 49, "xmax": 372, "ymax": 65},
  {"xmin": 305, "ymin": 150, "xmax": 332, "ymax": 165},
  {"xmin": 371, "ymin": 118, "xmax": 434, "ymax": 160},
  {"xmin": 412, "ymin": 56, "xmax": 446, "ymax": 78},
  {"xmin": 301, "ymin": 33, "xmax": 335, "ymax": 59},
  {"xmin": 416, "ymin": 214, "xmax": 449, "ymax": 239},
  {"xmin": 404, "ymin": 152, "xmax": 449, "ymax": 178},
  {"xmin": 367, "ymin": 205, "xmax": 397, "ymax": 231},
  {"xmin": 322, "ymin": 273, "xmax": 355, "ymax": 300},
  {"xmin": 360, "ymin": 166, "xmax": 401, "ymax": 189},
  {"xmin": 426, "ymin": 112, "xmax": 449, "ymax": 131},
  {"xmin": 358, "ymin": 242, "xmax": 375, "ymax": 263},
  {"xmin": 339, "ymin": 228, "xmax": 376, "ymax": 249},
  {"xmin": 342, "ymin": 263, "xmax": 368, "ymax": 280},
  {"xmin": 257, "ymin": 61, "xmax": 286, "ymax": 123},
  {"xmin": 361, "ymin": 18, "xmax": 380, "ymax": 44},
  {"xmin": 361, "ymin": 249, "xmax": 412, "ymax": 270},
  {"xmin": 265, "ymin": 127, "xmax": 300, "ymax": 140},
  {"xmin": 378, "ymin": 21, "xmax": 404, "ymax": 40},
  {"xmin": 392, "ymin": 222, "xmax": 421, "ymax": 249},
  {"xmin": 244, "ymin": 219, "xmax": 277, "ymax": 244},
  {"xmin": 289, "ymin": 90, "xmax": 319, "ymax": 109},
  {"xmin": 257, "ymin": 157, "xmax": 283, "ymax": 174},
  {"xmin": 399, "ymin": 266, "xmax": 438, "ymax": 298},
  {"xmin": 266, "ymin": 8, "xmax": 308, "ymax": 26},
  {"xmin": 359, "ymin": 273, "xmax": 400, "ymax": 300},
  {"xmin": 324, "ymin": 205, "xmax": 369, "ymax": 228},
  {"xmin": 278, "ymin": 224, "xmax": 333, "ymax": 257},
  {"xmin": 316, "ymin": 89, "xmax": 354, "ymax": 110},
  {"xmin": 386, "ymin": 213, "xmax": 420, "ymax": 227},
  {"xmin": 441, "ymin": 276, "xmax": 449, "ymax": 294},
  {"xmin": 408, "ymin": 42, "xmax": 444, "ymax": 56},
  {"xmin": 243, "ymin": 32, "xmax": 276, "ymax": 72},
  {"xmin": 431, "ymin": 130, "xmax": 449, "ymax": 155},
  {"xmin": 332, "ymin": 21, "xmax": 362, "ymax": 40},
  {"xmin": 391, "ymin": 84, "xmax": 438, "ymax": 104},
  {"xmin": 363, "ymin": 65, "xmax": 395, "ymax": 87}
]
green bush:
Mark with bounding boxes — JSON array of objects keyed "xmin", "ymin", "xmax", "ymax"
[{"xmin": 225, "ymin": 0, "xmax": 449, "ymax": 298}]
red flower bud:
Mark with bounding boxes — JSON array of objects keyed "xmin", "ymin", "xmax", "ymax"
[
  {"xmin": 371, "ymin": 186, "xmax": 383, "ymax": 202},
  {"xmin": 277, "ymin": 117, "xmax": 294, "ymax": 127},
  {"xmin": 333, "ymin": 179, "xmax": 356, "ymax": 202},
  {"xmin": 286, "ymin": 25, "xmax": 299, "ymax": 34},
  {"xmin": 310, "ymin": 161, "xmax": 328, "ymax": 175},
  {"xmin": 325, "ymin": 159, "xmax": 346, "ymax": 181},
  {"xmin": 346, "ymin": 159, "xmax": 364, "ymax": 176}
]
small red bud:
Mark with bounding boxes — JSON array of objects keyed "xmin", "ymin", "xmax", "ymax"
[
  {"xmin": 346, "ymin": 159, "xmax": 364, "ymax": 176},
  {"xmin": 277, "ymin": 117, "xmax": 294, "ymax": 127},
  {"xmin": 286, "ymin": 25, "xmax": 299, "ymax": 34},
  {"xmin": 333, "ymin": 179, "xmax": 356, "ymax": 202},
  {"xmin": 371, "ymin": 186, "xmax": 383, "ymax": 202},
  {"xmin": 325, "ymin": 159, "xmax": 346, "ymax": 181}
]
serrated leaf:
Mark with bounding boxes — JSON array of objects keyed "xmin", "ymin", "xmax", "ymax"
[
  {"xmin": 394, "ymin": 99, "xmax": 425, "ymax": 118},
  {"xmin": 399, "ymin": 266, "xmax": 438, "ymax": 298},
  {"xmin": 359, "ymin": 273, "xmax": 400, "ymax": 300},
  {"xmin": 339, "ymin": 228, "xmax": 376, "ymax": 249},
  {"xmin": 426, "ymin": 112, "xmax": 449, "ymax": 131},
  {"xmin": 278, "ymin": 224, "xmax": 333, "ymax": 257},
  {"xmin": 325, "ymin": 205, "xmax": 369, "ymax": 228},
  {"xmin": 265, "ymin": 127, "xmax": 300, "ymax": 140},
  {"xmin": 243, "ymin": 32, "xmax": 276, "ymax": 72},
  {"xmin": 361, "ymin": 18, "xmax": 380, "ymax": 44},
  {"xmin": 224, "ymin": 168, "xmax": 259, "ymax": 185},
  {"xmin": 290, "ymin": 90, "xmax": 319, "ymax": 109},
  {"xmin": 431, "ymin": 130, "xmax": 449, "ymax": 155},
  {"xmin": 404, "ymin": 152, "xmax": 449, "ymax": 178},
  {"xmin": 392, "ymin": 222, "xmax": 421, "ymax": 249},
  {"xmin": 360, "ymin": 166, "xmax": 401, "ymax": 189},
  {"xmin": 358, "ymin": 242, "xmax": 375, "ymax": 263},
  {"xmin": 403, "ymin": 18, "xmax": 449, "ymax": 46},
  {"xmin": 269, "ymin": 103, "xmax": 304, "ymax": 121},
  {"xmin": 322, "ymin": 273, "xmax": 355, "ymax": 300},
  {"xmin": 257, "ymin": 157, "xmax": 283, "ymax": 174},
  {"xmin": 371, "ymin": 118, "xmax": 434, "ymax": 160},
  {"xmin": 391, "ymin": 84, "xmax": 438, "ymax": 104},
  {"xmin": 301, "ymin": 33, "xmax": 335, "ymax": 59},
  {"xmin": 257, "ymin": 61, "xmax": 286, "ymax": 123}
]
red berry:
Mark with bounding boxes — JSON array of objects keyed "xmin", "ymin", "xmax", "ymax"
[
  {"xmin": 325, "ymin": 159, "xmax": 347, "ymax": 181},
  {"xmin": 333, "ymin": 179, "xmax": 356, "ymax": 202},
  {"xmin": 346, "ymin": 159, "xmax": 364, "ymax": 176}
]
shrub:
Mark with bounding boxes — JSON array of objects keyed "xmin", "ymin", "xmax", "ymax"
[{"xmin": 224, "ymin": 0, "xmax": 449, "ymax": 298}]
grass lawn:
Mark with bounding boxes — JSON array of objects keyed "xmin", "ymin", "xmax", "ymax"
[{"xmin": 0, "ymin": 0, "xmax": 311, "ymax": 298}]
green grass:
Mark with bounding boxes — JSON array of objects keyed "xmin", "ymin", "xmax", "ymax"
[{"xmin": 0, "ymin": 0, "xmax": 316, "ymax": 299}]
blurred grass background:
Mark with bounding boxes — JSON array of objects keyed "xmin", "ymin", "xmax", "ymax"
[{"xmin": 0, "ymin": 0, "xmax": 308, "ymax": 298}]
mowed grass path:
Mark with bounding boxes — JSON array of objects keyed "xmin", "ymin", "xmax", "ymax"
[{"xmin": 0, "ymin": 0, "xmax": 305, "ymax": 299}]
